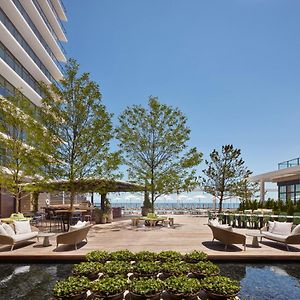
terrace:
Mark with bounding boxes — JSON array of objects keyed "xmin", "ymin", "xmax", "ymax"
[{"xmin": 1, "ymin": 215, "xmax": 300, "ymax": 262}]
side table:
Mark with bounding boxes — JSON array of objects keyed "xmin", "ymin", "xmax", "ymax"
[
  {"xmin": 38, "ymin": 232, "xmax": 56, "ymax": 247},
  {"xmin": 246, "ymin": 232, "xmax": 263, "ymax": 247}
]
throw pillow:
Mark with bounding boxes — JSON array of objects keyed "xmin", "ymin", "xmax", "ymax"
[
  {"xmin": 268, "ymin": 221, "xmax": 275, "ymax": 233},
  {"xmin": 271, "ymin": 221, "xmax": 293, "ymax": 236},
  {"xmin": 291, "ymin": 224, "xmax": 300, "ymax": 235},
  {"xmin": 208, "ymin": 218, "xmax": 219, "ymax": 227},
  {"xmin": 218, "ymin": 224, "xmax": 233, "ymax": 231},
  {"xmin": 0, "ymin": 224, "xmax": 9, "ymax": 236},
  {"xmin": 2, "ymin": 223, "xmax": 16, "ymax": 236},
  {"xmin": 14, "ymin": 220, "xmax": 32, "ymax": 234}
]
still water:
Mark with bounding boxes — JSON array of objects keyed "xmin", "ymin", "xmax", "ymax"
[{"xmin": 0, "ymin": 263, "xmax": 299, "ymax": 299}]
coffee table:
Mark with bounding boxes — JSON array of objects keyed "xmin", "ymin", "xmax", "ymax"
[
  {"xmin": 246, "ymin": 232, "xmax": 264, "ymax": 247},
  {"xmin": 38, "ymin": 232, "xmax": 55, "ymax": 247}
]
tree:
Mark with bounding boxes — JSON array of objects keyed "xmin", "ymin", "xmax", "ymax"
[
  {"xmin": 116, "ymin": 97, "xmax": 202, "ymax": 212},
  {"xmin": 201, "ymin": 145, "xmax": 252, "ymax": 212},
  {"xmin": 41, "ymin": 59, "xmax": 120, "ymax": 210},
  {"xmin": 0, "ymin": 94, "xmax": 48, "ymax": 212},
  {"xmin": 235, "ymin": 178, "xmax": 259, "ymax": 209}
]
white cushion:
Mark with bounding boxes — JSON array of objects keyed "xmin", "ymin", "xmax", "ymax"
[
  {"xmin": 291, "ymin": 224, "xmax": 300, "ymax": 235},
  {"xmin": 208, "ymin": 218, "xmax": 219, "ymax": 227},
  {"xmin": 262, "ymin": 231, "xmax": 287, "ymax": 243},
  {"xmin": 2, "ymin": 223, "xmax": 15, "ymax": 236},
  {"xmin": 0, "ymin": 224, "xmax": 8, "ymax": 236},
  {"xmin": 268, "ymin": 221, "xmax": 275, "ymax": 233},
  {"xmin": 14, "ymin": 220, "xmax": 32, "ymax": 234},
  {"xmin": 12, "ymin": 232, "xmax": 38, "ymax": 242},
  {"xmin": 218, "ymin": 224, "xmax": 233, "ymax": 231},
  {"xmin": 271, "ymin": 221, "xmax": 293, "ymax": 236}
]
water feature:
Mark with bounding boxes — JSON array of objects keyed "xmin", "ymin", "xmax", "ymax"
[{"xmin": 0, "ymin": 262, "xmax": 299, "ymax": 299}]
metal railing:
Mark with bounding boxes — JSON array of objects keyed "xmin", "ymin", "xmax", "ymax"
[{"xmin": 278, "ymin": 157, "xmax": 300, "ymax": 170}]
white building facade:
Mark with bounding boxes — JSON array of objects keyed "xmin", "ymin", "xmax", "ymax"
[{"xmin": 0, "ymin": 0, "xmax": 67, "ymax": 216}]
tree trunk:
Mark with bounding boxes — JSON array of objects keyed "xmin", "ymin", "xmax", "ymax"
[
  {"xmin": 91, "ymin": 192, "xmax": 94, "ymax": 205},
  {"xmin": 101, "ymin": 193, "xmax": 106, "ymax": 212},
  {"xmin": 70, "ymin": 189, "xmax": 75, "ymax": 211},
  {"xmin": 218, "ymin": 192, "xmax": 224, "ymax": 213}
]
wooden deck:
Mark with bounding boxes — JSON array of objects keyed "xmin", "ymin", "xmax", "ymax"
[{"xmin": 1, "ymin": 215, "xmax": 300, "ymax": 262}]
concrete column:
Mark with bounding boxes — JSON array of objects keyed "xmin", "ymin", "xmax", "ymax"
[{"xmin": 260, "ymin": 180, "xmax": 265, "ymax": 203}]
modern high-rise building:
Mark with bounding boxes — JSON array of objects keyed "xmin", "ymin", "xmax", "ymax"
[{"xmin": 0, "ymin": 0, "xmax": 67, "ymax": 216}]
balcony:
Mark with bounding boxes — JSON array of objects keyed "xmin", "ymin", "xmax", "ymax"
[{"xmin": 278, "ymin": 157, "xmax": 300, "ymax": 170}]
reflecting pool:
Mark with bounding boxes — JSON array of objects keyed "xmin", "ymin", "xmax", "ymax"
[{"xmin": 0, "ymin": 263, "xmax": 299, "ymax": 299}]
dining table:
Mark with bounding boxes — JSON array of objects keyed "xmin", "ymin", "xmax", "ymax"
[{"xmin": 55, "ymin": 209, "xmax": 87, "ymax": 232}]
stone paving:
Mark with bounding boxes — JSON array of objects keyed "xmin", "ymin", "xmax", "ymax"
[{"xmin": 1, "ymin": 215, "xmax": 300, "ymax": 261}]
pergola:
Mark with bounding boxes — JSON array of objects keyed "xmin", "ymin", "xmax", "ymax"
[
  {"xmin": 23, "ymin": 177, "xmax": 145, "ymax": 210},
  {"xmin": 24, "ymin": 178, "xmax": 145, "ymax": 194}
]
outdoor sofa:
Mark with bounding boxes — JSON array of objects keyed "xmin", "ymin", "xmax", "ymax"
[
  {"xmin": 56, "ymin": 222, "xmax": 93, "ymax": 250},
  {"xmin": 0, "ymin": 221, "xmax": 39, "ymax": 251},
  {"xmin": 260, "ymin": 221, "xmax": 300, "ymax": 251},
  {"xmin": 207, "ymin": 219, "xmax": 246, "ymax": 251}
]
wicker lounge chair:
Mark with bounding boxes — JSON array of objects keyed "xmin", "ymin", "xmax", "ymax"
[
  {"xmin": 56, "ymin": 224, "xmax": 93, "ymax": 250},
  {"xmin": 207, "ymin": 224, "xmax": 246, "ymax": 251}
]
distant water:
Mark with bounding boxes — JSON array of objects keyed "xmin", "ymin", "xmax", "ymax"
[{"xmin": 94, "ymin": 202, "xmax": 240, "ymax": 210}]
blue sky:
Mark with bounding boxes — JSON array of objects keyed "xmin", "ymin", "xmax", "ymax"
[{"xmin": 63, "ymin": 1, "xmax": 299, "ymax": 200}]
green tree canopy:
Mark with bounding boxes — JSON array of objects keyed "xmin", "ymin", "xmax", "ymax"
[
  {"xmin": 0, "ymin": 94, "xmax": 49, "ymax": 212},
  {"xmin": 41, "ymin": 59, "xmax": 121, "ymax": 209},
  {"xmin": 201, "ymin": 144, "xmax": 252, "ymax": 212},
  {"xmin": 116, "ymin": 97, "xmax": 202, "ymax": 211}
]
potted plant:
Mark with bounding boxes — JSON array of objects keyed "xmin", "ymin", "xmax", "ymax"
[
  {"xmin": 184, "ymin": 250, "xmax": 208, "ymax": 263},
  {"xmin": 102, "ymin": 261, "xmax": 132, "ymax": 277},
  {"xmin": 129, "ymin": 277, "xmax": 164, "ymax": 300},
  {"xmin": 158, "ymin": 250, "xmax": 182, "ymax": 262},
  {"xmin": 133, "ymin": 261, "xmax": 160, "ymax": 278},
  {"xmin": 200, "ymin": 275, "xmax": 240, "ymax": 300},
  {"xmin": 110, "ymin": 250, "xmax": 136, "ymax": 261},
  {"xmin": 86, "ymin": 250, "xmax": 111, "ymax": 263},
  {"xmin": 165, "ymin": 275, "xmax": 202, "ymax": 300},
  {"xmin": 90, "ymin": 275, "xmax": 127, "ymax": 300},
  {"xmin": 135, "ymin": 251, "xmax": 158, "ymax": 262},
  {"xmin": 52, "ymin": 276, "xmax": 90, "ymax": 300},
  {"xmin": 160, "ymin": 261, "xmax": 189, "ymax": 278},
  {"xmin": 188, "ymin": 261, "xmax": 220, "ymax": 278},
  {"xmin": 93, "ymin": 208, "xmax": 107, "ymax": 224},
  {"xmin": 72, "ymin": 262, "xmax": 104, "ymax": 280}
]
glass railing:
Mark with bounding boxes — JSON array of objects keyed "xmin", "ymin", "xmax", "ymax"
[
  {"xmin": 278, "ymin": 157, "xmax": 300, "ymax": 170},
  {"xmin": 0, "ymin": 8, "xmax": 55, "ymax": 83},
  {"xmin": 11, "ymin": 0, "xmax": 65, "ymax": 74}
]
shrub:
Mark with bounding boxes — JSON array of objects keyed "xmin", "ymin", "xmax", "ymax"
[
  {"xmin": 200, "ymin": 275, "xmax": 240, "ymax": 296},
  {"xmin": 110, "ymin": 249, "xmax": 136, "ymax": 261},
  {"xmin": 160, "ymin": 261, "xmax": 189, "ymax": 276},
  {"xmin": 52, "ymin": 276, "xmax": 90, "ymax": 298},
  {"xmin": 165, "ymin": 275, "xmax": 201, "ymax": 296},
  {"xmin": 85, "ymin": 250, "xmax": 111, "ymax": 262},
  {"xmin": 184, "ymin": 250, "xmax": 208, "ymax": 263},
  {"xmin": 102, "ymin": 261, "xmax": 132, "ymax": 276},
  {"xmin": 130, "ymin": 278, "xmax": 164, "ymax": 296},
  {"xmin": 72, "ymin": 262, "xmax": 103, "ymax": 279},
  {"xmin": 133, "ymin": 261, "xmax": 160, "ymax": 276},
  {"xmin": 158, "ymin": 250, "xmax": 182, "ymax": 262},
  {"xmin": 135, "ymin": 251, "xmax": 158, "ymax": 261},
  {"xmin": 189, "ymin": 261, "xmax": 220, "ymax": 276},
  {"xmin": 90, "ymin": 275, "xmax": 127, "ymax": 296}
]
